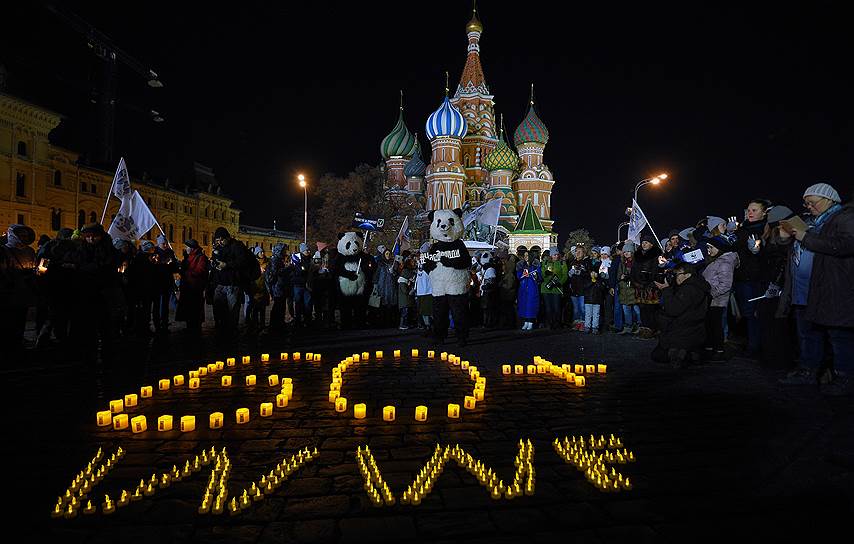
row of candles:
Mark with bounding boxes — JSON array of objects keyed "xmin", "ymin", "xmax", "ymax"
[
  {"xmin": 553, "ymin": 435, "xmax": 635, "ymax": 492},
  {"xmin": 501, "ymin": 357, "xmax": 608, "ymax": 387},
  {"xmin": 328, "ymin": 349, "xmax": 485, "ymax": 421},
  {"xmin": 51, "ymin": 447, "xmax": 122, "ymax": 518},
  {"xmin": 95, "ymin": 351, "xmax": 319, "ymax": 431},
  {"xmin": 97, "ymin": 375, "xmax": 295, "ymax": 432},
  {"xmin": 357, "ymin": 439, "xmax": 535, "ymax": 506}
]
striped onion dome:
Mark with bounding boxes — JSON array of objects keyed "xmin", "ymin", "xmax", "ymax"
[
  {"xmin": 513, "ymin": 103, "xmax": 549, "ymax": 147},
  {"xmin": 380, "ymin": 109, "xmax": 416, "ymax": 159},
  {"xmin": 403, "ymin": 137, "xmax": 427, "ymax": 177},
  {"xmin": 426, "ymin": 96, "xmax": 467, "ymax": 140},
  {"xmin": 483, "ymin": 132, "xmax": 518, "ymax": 171}
]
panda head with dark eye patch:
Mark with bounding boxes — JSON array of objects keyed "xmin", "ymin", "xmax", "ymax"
[
  {"xmin": 428, "ymin": 208, "xmax": 464, "ymax": 243},
  {"xmin": 337, "ymin": 231, "xmax": 365, "ymax": 257}
]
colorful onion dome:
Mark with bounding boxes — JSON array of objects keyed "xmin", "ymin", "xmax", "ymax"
[
  {"xmin": 513, "ymin": 103, "xmax": 549, "ymax": 147},
  {"xmin": 380, "ymin": 109, "xmax": 416, "ymax": 159},
  {"xmin": 483, "ymin": 133, "xmax": 518, "ymax": 171},
  {"xmin": 426, "ymin": 96, "xmax": 468, "ymax": 140},
  {"xmin": 404, "ymin": 137, "xmax": 427, "ymax": 178}
]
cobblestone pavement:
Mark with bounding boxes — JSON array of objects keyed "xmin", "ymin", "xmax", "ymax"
[{"xmin": 5, "ymin": 320, "xmax": 853, "ymax": 542}]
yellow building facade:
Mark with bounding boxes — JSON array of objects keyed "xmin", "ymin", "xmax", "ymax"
[{"xmin": 0, "ymin": 92, "xmax": 300, "ymax": 254}]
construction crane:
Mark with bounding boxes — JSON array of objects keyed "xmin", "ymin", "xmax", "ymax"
[{"xmin": 44, "ymin": 4, "xmax": 164, "ymax": 166}]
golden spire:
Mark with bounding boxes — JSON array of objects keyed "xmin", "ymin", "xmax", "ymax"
[
  {"xmin": 444, "ymin": 71, "xmax": 450, "ymax": 97},
  {"xmin": 467, "ymin": 0, "xmax": 483, "ymax": 33},
  {"xmin": 499, "ymin": 113, "xmax": 504, "ymax": 139}
]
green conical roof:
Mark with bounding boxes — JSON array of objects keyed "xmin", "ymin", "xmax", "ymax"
[
  {"xmin": 514, "ymin": 200, "xmax": 546, "ymax": 233},
  {"xmin": 381, "ymin": 108, "xmax": 416, "ymax": 159}
]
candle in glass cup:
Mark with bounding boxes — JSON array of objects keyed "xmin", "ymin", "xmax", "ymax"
[
  {"xmin": 354, "ymin": 403, "xmax": 367, "ymax": 419},
  {"xmin": 427, "ymin": 350, "xmax": 435, "ymax": 359},
  {"xmin": 514, "ymin": 365, "xmax": 524, "ymax": 375},
  {"xmin": 276, "ymin": 394, "xmax": 288, "ymax": 408},
  {"xmin": 245, "ymin": 375, "xmax": 256, "ymax": 386},
  {"xmin": 109, "ymin": 399, "xmax": 124, "ymax": 414},
  {"xmin": 158, "ymin": 379, "xmax": 170, "ymax": 391},
  {"xmin": 198, "ymin": 366, "xmax": 207, "ymax": 376},
  {"xmin": 335, "ymin": 397, "xmax": 347, "ymax": 413},
  {"xmin": 242, "ymin": 355, "xmax": 250, "ymax": 364},
  {"xmin": 221, "ymin": 376, "xmax": 232, "ymax": 387},
  {"xmin": 173, "ymin": 375, "xmax": 184, "ymax": 386},
  {"xmin": 131, "ymin": 416, "xmax": 147, "ymax": 433},
  {"xmin": 314, "ymin": 353, "xmax": 322, "ymax": 362},
  {"xmin": 415, "ymin": 406, "xmax": 428, "ymax": 421},
  {"xmin": 527, "ymin": 365, "xmax": 536, "ymax": 374},
  {"xmin": 280, "ymin": 352, "xmax": 288, "ymax": 361},
  {"xmin": 464, "ymin": 396, "xmax": 476, "ymax": 410},
  {"xmin": 157, "ymin": 415, "xmax": 173, "ymax": 431},
  {"xmin": 461, "ymin": 360, "xmax": 469, "ymax": 370},
  {"xmin": 575, "ymin": 376, "xmax": 586, "ymax": 387},
  {"xmin": 96, "ymin": 411, "xmax": 112, "ymax": 427},
  {"xmin": 112, "ymin": 414, "xmax": 128, "ymax": 430},
  {"xmin": 330, "ymin": 382, "xmax": 341, "ymax": 392},
  {"xmin": 260, "ymin": 403, "xmax": 273, "ymax": 417},
  {"xmin": 180, "ymin": 415, "xmax": 195, "ymax": 432},
  {"xmin": 189, "ymin": 370, "xmax": 199, "ymax": 379},
  {"xmin": 236, "ymin": 408, "xmax": 250, "ymax": 424},
  {"xmin": 586, "ymin": 364, "xmax": 596, "ymax": 374},
  {"xmin": 376, "ymin": 351, "xmax": 383, "ymax": 359},
  {"xmin": 393, "ymin": 349, "xmax": 401, "ymax": 358},
  {"xmin": 447, "ymin": 404, "xmax": 460, "ymax": 419},
  {"xmin": 383, "ymin": 406, "xmax": 395, "ymax": 421},
  {"xmin": 140, "ymin": 386, "xmax": 153, "ymax": 398},
  {"xmin": 216, "ymin": 361, "xmax": 224, "ymax": 370},
  {"xmin": 268, "ymin": 374, "xmax": 279, "ymax": 386},
  {"xmin": 227, "ymin": 357, "xmax": 236, "ymax": 366},
  {"xmin": 502, "ymin": 365, "xmax": 511, "ymax": 375},
  {"xmin": 209, "ymin": 412, "xmax": 223, "ymax": 428},
  {"xmin": 186, "ymin": 378, "xmax": 198, "ymax": 389},
  {"xmin": 574, "ymin": 364, "xmax": 584, "ymax": 374},
  {"xmin": 328, "ymin": 390, "xmax": 339, "ymax": 403},
  {"xmin": 293, "ymin": 353, "xmax": 301, "ymax": 361},
  {"xmin": 411, "ymin": 349, "xmax": 419, "ymax": 357},
  {"xmin": 597, "ymin": 364, "xmax": 607, "ymax": 374},
  {"xmin": 474, "ymin": 389, "xmax": 484, "ymax": 401},
  {"xmin": 441, "ymin": 352, "xmax": 448, "ymax": 361},
  {"xmin": 261, "ymin": 353, "xmax": 270, "ymax": 362}
]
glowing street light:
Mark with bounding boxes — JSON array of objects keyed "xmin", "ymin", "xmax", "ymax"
[
  {"xmin": 634, "ymin": 173, "xmax": 668, "ymax": 202},
  {"xmin": 298, "ymin": 174, "xmax": 307, "ymax": 244}
]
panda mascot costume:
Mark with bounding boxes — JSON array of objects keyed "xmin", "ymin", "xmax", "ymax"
[
  {"xmin": 477, "ymin": 251, "xmax": 499, "ymax": 329},
  {"xmin": 333, "ymin": 231, "xmax": 371, "ymax": 329},
  {"xmin": 421, "ymin": 208, "xmax": 472, "ymax": 346}
]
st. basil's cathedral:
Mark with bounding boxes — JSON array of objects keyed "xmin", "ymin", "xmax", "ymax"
[{"xmin": 378, "ymin": 5, "xmax": 558, "ymax": 252}]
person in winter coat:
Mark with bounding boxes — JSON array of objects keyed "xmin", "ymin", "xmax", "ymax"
[
  {"xmin": 631, "ymin": 234, "xmax": 663, "ymax": 337},
  {"xmin": 73, "ymin": 223, "xmax": 122, "ymax": 360},
  {"xmin": 784, "ymin": 183, "xmax": 854, "ymax": 395},
  {"xmin": 567, "ymin": 245, "xmax": 589, "ymax": 328},
  {"xmin": 289, "ymin": 242, "xmax": 315, "ymax": 327},
  {"xmin": 582, "ymin": 270, "xmax": 608, "ymax": 333},
  {"xmin": 176, "ymin": 239, "xmax": 209, "ymax": 334},
  {"xmin": 266, "ymin": 244, "xmax": 291, "ymax": 332},
  {"xmin": 209, "ymin": 226, "xmax": 251, "ymax": 342},
  {"xmin": 607, "ymin": 246, "xmax": 624, "ymax": 332},
  {"xmin": 702, "ymin": 236, "xmax": 739, "ymax": 361},
  {"xmin": 651, "ymin": 262, "xmax": 711, "ymax": 366},
  {"xmin": 310, "ymin": 250, "xmax": 334, "ymax": 329},
  {"xmin": 397, "ymin": 254, "xmax": 416, "ymax": 330},
  {"xmin": 374, "ymin": 248, "xmax": 399, "ymax": 327},
  {"xmin": 733, "ymin": 198, "xmax": 771, "ymax": 357},
  {"xmin": 541, "ymin": 250, "xmax": 568, "ymax": 329},
  {"xmin": 499, "ymin": 253, "xmax": 518, "ymax": 328},
  {"xmin": 516, "ymin": 251, "xmax": 542, "ymax": 330},
  {"xmin": 0, "ymin": 224, "xmax": 36, "ymax": 350},
  {"xmin": 245, "ymin": 246, "xmax": 270, "ymax": 332},
  {"xmin": 152, "ymin": 234, "xmax": 178, "ymax": 333},
  {"xmin": 616, "ymin": 242, "xmax": 641, "ymax": 333}
]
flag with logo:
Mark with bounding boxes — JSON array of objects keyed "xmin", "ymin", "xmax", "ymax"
[
  {"xmin": 463, "ymin": 198, "xmax": 502, "ymax": 228},
  {"xmin": 627, "ymin": 199, "xmax": 649, "ymax": 244},
  {"xmin": 111, "ymin": 157, "xmax": 132, "ymax": 199},
  {"xmin": 108, "ymin": 190, "xmax": 158, "ymax": 241}
]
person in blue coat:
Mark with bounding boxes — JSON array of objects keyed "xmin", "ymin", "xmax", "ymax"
[{"xmin": 516, "ymin": 251, "xmax": 542, "ymax": 330}]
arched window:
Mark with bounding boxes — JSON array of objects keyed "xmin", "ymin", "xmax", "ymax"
[
  {"xmin": 78, "ymin": 210, "xmax": 85, "ymax": 228},
  {"xmin": 51, "ymin": 209, "xmax": 61, "ymax": 231},
  {"xmin": 89, "ymin": 211, "xmax": 97, "ymax": 224},
  {"xmin": 17, "ymin": 141, "xmax": 27, "ymax": 156},
  {"xmin": 54, "ymin": 170, "xmax": 62, "ymax": 186}
]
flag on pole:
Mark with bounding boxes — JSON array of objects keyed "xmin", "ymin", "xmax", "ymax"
[
  {"xmin": 108, "ymin": 190, "xmax": 158, "ymax": 241},
  {"xmin": 392, "ymin": 215, "xmax": 410, "ymax": 256},
  {"xmin": 111, "ymin": 157, "xmax": 132, "ymax": 199},
  {"xmin": 463, "ymin": 198, "xmax": 502, "ymax": 228},
  {"xmin": 627, "ymin": 199, "xmax": 649, "ymax": 244}
]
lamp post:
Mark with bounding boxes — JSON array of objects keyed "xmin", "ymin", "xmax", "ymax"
[
  {"xmin": 617, "ymin": 221, "xmax": 629, "ymax": 244},
  {"xmin": 298, "ymin": 174, "xmax": 307, "ymax": 245},
  {"xmin": 633, "ymin": 173, "xmax": 668, "ymax": 205}
]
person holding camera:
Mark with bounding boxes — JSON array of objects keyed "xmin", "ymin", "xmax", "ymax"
[
  {"xmin": 568, "ymin": 245, "xmax": 589, "ymax": 329},
  {"xmin": 209, "ymin": 226, "xmax": 252, "ymax": 343},
  {"xmin": 582, "ymin": 269, "xmax": 608, "ymax": 334},
  {"xmin": 651, "ymin": 262, "xmax": 711, "ymax": 366},
  {"xmin": 541, "ymin": 249, "xmax": 567, "ymax": 329}
]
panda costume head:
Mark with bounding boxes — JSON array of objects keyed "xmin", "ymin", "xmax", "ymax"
[
  {"xmin": 337, "ymin": 231, "xmax": 364, "ymax": 256},
  {"xmin": 479, "ymin": 251, "xmax": 493, "ymax": 268},
  {"xmin": 429, "ymin": 208, "xmax": 464, "ymax": 242}
]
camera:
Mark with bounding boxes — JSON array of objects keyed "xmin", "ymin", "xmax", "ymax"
[
  {"xmin": 545, "ymin": 276, "xmax": 563, "ymax": 292},
  {"xmin": 654, "ymin": 270, "xmax": 675, "ymax": 284}
]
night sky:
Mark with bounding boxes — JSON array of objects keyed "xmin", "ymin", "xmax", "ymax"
[{"xmin": 4, "ymin": 1, "xmax": 852, "ymax": 245}]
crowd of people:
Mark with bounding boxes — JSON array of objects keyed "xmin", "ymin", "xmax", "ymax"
[{"xmin": 1, "ymin": 182, "xmax": 852, "ymax": 395}]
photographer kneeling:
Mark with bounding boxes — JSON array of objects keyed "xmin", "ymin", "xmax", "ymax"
[{"xmin": 651, "ymin": 262, "xmax": 711, "ymax": 367}]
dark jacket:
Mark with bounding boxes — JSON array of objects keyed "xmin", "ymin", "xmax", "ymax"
[
  {"xmin": 153, "ymin": 246, "xmax": 179, "ymax": 290},
  {"xmin": 800, "ymin": 205, "xmax": 854, "ymax": 327},
  {"xmin": 210, "ymin": 238, "xmax": 250, "ymax": 287},
  {"xmin": 657, "ymin": 274, "xmax": 711, "ymax": 350},
  {"xmin": 734, "ymin": 218, "xmax": 769, "ymax": 283},
  {"xmin": 266, "ymin": 250, "xmax": 292, "ymax": 298},
  {"xmin": 582, "ymin": 276, "xmax": 608, "ymax": 305},
  {"xmin": 567, "ymin": 258, "xmax": 591, "ymax": 296}
]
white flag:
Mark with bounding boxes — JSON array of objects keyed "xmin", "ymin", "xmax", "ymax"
[
  {"xmin": 108, "ymin": 190, "xmax": 157, "ymax": 241},
  {"xmin": 111, "ymin": 157, "xmax": 132, "ymax": 199},
  {"xmin": 627, "ymin": 199, "xmax": 649, "ymax": 244},
  {"xmin": 463, "ymin": 198, "xmax": 502, "ymax": 228}
]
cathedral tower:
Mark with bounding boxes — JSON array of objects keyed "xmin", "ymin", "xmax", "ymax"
[
  {"xmin": 380, "ymin": 93, "xmax": 416, "ymax": 189},
  {"xmin": 513, "ymin": 85, "xmax": 555, "ymax": 230},
  {"xmin": 425, "ymin": 80, "xmax": 467, "ymax": 211}
]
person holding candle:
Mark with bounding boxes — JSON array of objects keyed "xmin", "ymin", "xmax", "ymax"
[
  {"xmin": 176, "ymin": 239, "xmax": 208, "ymax": 336},
  {"xmin": 209, "ymin": 227, "xmax": 253, "ymax": 345}
]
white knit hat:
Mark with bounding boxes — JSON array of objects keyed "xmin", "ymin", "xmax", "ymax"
[{"xmin": 804, "ymin": 182, "xmax": 841, "ymax": 203}]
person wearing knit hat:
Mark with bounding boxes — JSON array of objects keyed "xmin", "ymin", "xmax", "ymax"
[
  {"xmin": 766, "ymin": 205, "xmax": 795, "ymax": 226},
  {"xmin": 621, "ymin": 240, "xmax": 636, "ymax": 253},
  {"xmin": 183, "ymin": 238, "xmax": 199, "ymax": 250},
  {"xmin": 209, "ymin": 224, "xmax": 252, "ymax": 341},
  {"xmin": 803, "ymin": 182, "xmax": 841, "ymax": 204},
  {"xmin": 213, "ymin": 227, "xmax": 231, "ymax": 241}
]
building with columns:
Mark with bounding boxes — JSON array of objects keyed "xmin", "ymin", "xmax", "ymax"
[{"xmin": 378, "ymin": 5, "xmax": 558, "ymax": 247}]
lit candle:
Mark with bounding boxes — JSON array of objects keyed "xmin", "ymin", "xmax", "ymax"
[
  {"xmin": 157, "ymin": 415, "xmax": 173, "ymax": 431},
  {"xmin": 335, "ymin": 397, "xmax": 347, "ymax": 413},
  {"xmin": 502, "ymin": 365, "xmax": 511, "ymax": 375},
  {"xmin": 441, "ymin": 352, "xmax": 448, "ymax": 361},
  {"xmin": 260, "ymin": 403, "xmax": 273, "ymax": 417},
  {"xmin": 180, "ymin": 415, "xmax": 196, "ymax": 432},
  {"xmin": 453, "ymin": 357, "xmax": 461, "ymax": 366},
  {"xmin": 477, "ymin": 377, "xmax": 486, "ymax": 387},
  {"xmin": 393, "ymin": 349, "xmax": 401, "ymax": 358},
  {"xmin": 131, "ymin": 415, "xmax": 147, "ymax": 433},
  {"xmin": 515, "ymin": 365, "xmax": 524, "ymax": 375},
  {"xmin": 464, "ymin": 396, "xmax": 476, "ymax": 410},
  {"xmin": 461, "ymin": 360, "xmax": 469, "ymax": 370},
  {"xmin": 109, "ymin": 399, "xmax": 124, "ymax": 414},
  {"xmin": 173, "ymin": 375, "xmax": 185, "ymax": 386},
  {"xmin": 527, "ymin": 365, "xmax": 536, "ymax": 374},
  {"xmin": 376, "ymin": 351, "xmax": 383, "ymax": 359},
  {"xmin": 276, "ymin": 394, "xmax": 288, "ymax": 408},
  {"xmin": 261, "ymin": 353, "xmax": 270, "ymax": 362},
  {"xmin": 293, "ymin": 353, "xmax": 301, "ymax": 361},
  {"xmin": 586, "ymin": 364, "xmax": 595, "ymax": 374},
  {"xmin": 411, "ymin": 349, "xmax": 419, "ymax": 357},
  {"xmin": 280, "ymin": 352, "xmax": 288, "ymax": 361},
  {"xmin": 189, "ymin": 370, "xmax": 199, "ymax": 379},
  {"xmin": 216, "ymin": 361, "xmax": 224, "ymax": 370},
  {"xmin": 474, "ymin": 389, "xmax": 484, "ymax": 401},
  {"xmin": 353, "ymin": 354, "xmax": 360, "ymax": 362},
  {"xmin": 354, "ymin": 403, "xmax": 367, "ymax": 419},
  {"xmin": 566, "ymin": 372, "xmax": 576, "ymax": 383},
  {"xmin": 236, "ymin": 408, "xmax": 250, "ymax": 424},
  {"xmin": 574, "ymin": 376, "xmax": 586, "ymax": 387},
  {"xmin": 198, "ymin": 367, "xmax": 207, "ymax": 377},
  {"xmin": 447, "ymin": 404, "xmax": 460, "ymax": 419},
  {"xmin": 96, "ymin": 410, "xmax": 112, "ymax": 427},
  {"xmin": 268, "ymin": 374, "xmax": 279, "ymax": 386},
  {"xmin": 245, "ymin": 375, "xmax": 256, "ymax": 386},
  {"xmin": 330, "ymin": 382, "xmax": 341, "ymax": 392},
  {"xmin": 597, "ymin": 364, "xmax": 607, "ymax": 374},
  {"xmin": 383, "ymin": 406, "xmax": 395, "ymax": 421},
  {"xmin": 282, "ymin": 377, "xmax": 293, "ymax": 385},
  {"xmin": 140, "ymin": 386, "xmax": 153, "ymax": 398},
  {"xmin": 221, "ymin": 376, "xmax": 232, "ymax": 387},
  {"xmin": 281, "ymin": 383, "xmax": 294, "ymax": 398},
  {"xmin": 415, "ymin": 405, "xmax": 428, "ymax": 421},
  {"xmin": 112, "ymin": 414, "xmax": 128, "ymax": 430},
  {"xmin": 536, "ymin": 365, "xmax": 546, "ymax": 374},
  {"xmin": 427, "ymin": 350, "xmax": 435, "ymax": 359},
  {"xmin": 209, "ymin": 412, "xmax": 223, "ymax": 429},
  {"xmin": 574, "ymin": 364, "xmax": 584, "ymax": 374},
  {"xmin": 314, "ymin": 354, "xmax": 322, "ymax": 362},
  {"xmin": 361, "ymin": 352, "xmax": 369, "ymax": 360},
  {"xmin": 158, "ymin": 379, "xmax": 170, "ymax": 391},
  {"xmin": 227, "ymin": 357, "xmax": 236, "ymax": 366},
  {"xmin": 189, "ymin": 378, "xmax": 200, "ymax": 389}
]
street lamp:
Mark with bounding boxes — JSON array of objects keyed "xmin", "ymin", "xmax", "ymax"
[
  {"xmin": 617, "ymin": 221, "xmax": 629, "ymax": 244},
  {"xmin": 298, "ymin": 174, "xmax": 307, "ymax": 245},
  {"xmin": 633, "ymin": 173, "xmax": 668, "ymax": 204}
]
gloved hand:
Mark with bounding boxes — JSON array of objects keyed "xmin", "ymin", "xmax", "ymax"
[
  {"xmin": 726, "ymin": 216, "xmax": 738, "ymax": 233},
  {"xmin": 747, "ymin": 235, "xmax": 761, "ymax": 254}
]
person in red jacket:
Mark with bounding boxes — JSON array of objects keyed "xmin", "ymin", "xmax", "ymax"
[{"xmin": 176, "ymin": 239, "xmax": 209, "ymax": 335}]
